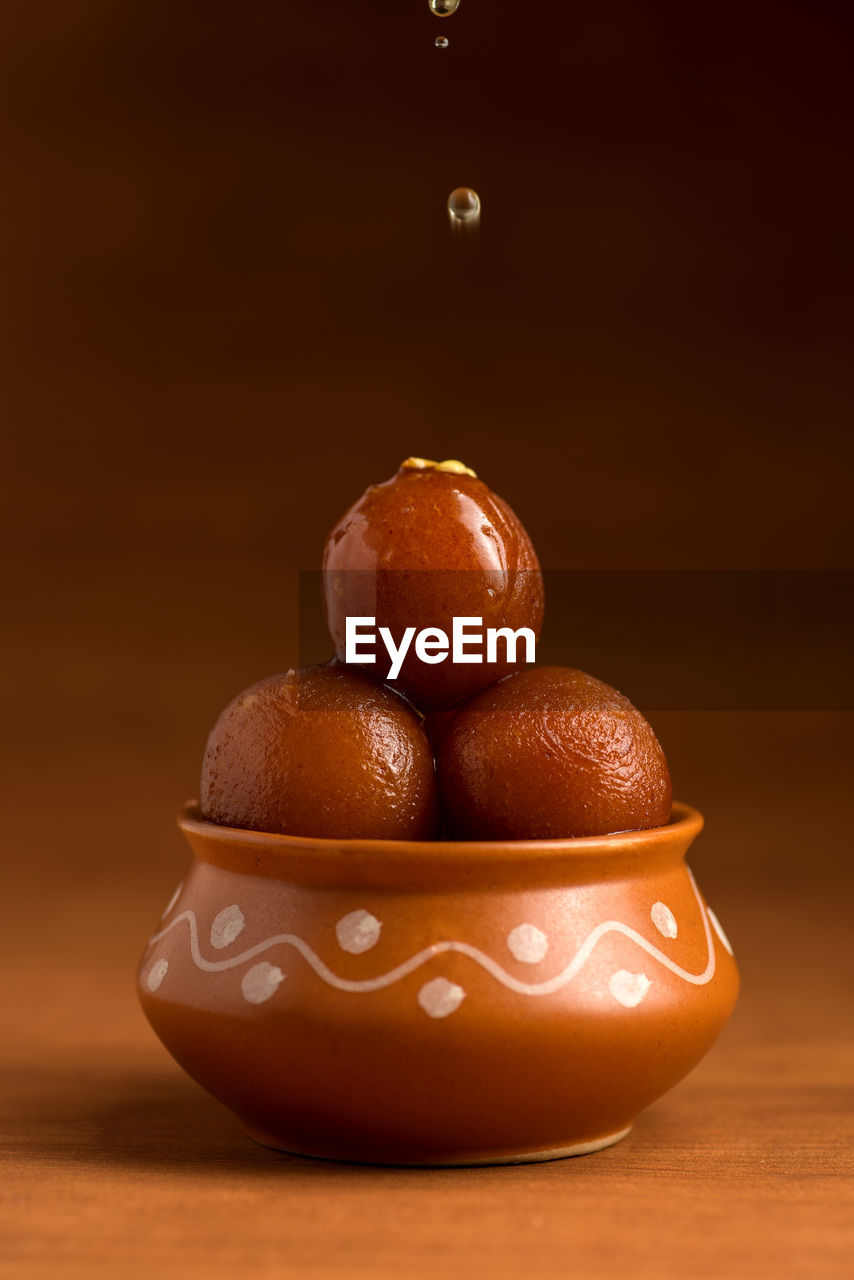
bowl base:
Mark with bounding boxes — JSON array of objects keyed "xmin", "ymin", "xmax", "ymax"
[{"xmin": 247, "ymin": 1124, "xmax": 633, "ymax": 1168}]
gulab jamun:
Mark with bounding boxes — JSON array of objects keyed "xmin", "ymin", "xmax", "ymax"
[
  {"xmin": 437, "ymin": 665, "xmax": 672, "ymax": 840},
  {"xmin": 200, "ymin": 665, "xmax": 439, "ymax": 840},
  {"xmin": 322, "ymin": 457, "xmax": 544, "ymax": 712}
]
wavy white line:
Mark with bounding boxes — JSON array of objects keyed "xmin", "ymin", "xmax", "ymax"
[{"xmin": 145, "ymin": 870, "xmax": 717, "ymax": 996}]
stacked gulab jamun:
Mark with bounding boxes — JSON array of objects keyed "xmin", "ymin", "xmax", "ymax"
[{"xmin": 200, "ymin": 457, "xmax": 671, "ymax": 841}]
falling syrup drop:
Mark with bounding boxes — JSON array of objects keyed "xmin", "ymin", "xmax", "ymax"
[
  {"xmin": 429, "ymin": 0, "xmax": 461, "ymax": 16},
  {"xmin": 447, "ymin": 187, "xmax": 481, "ymax": 224},
  {"xmin": 435, "ymin": 35, "xmax": 449, "ymax": 48}
]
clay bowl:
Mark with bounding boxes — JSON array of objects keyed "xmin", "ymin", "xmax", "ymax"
[{"xmin": 138, "ymin": 802, "xmax": 738, "ymax": 1166}]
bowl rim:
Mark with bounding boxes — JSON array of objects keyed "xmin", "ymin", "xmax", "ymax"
[{"xmin": 178, "ymin": 800, "xmax": 703, "ymax": 863}]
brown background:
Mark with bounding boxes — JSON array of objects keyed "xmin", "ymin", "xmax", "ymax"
[{"xmin": 2, "ymin": 2, "xmax": 853, "ymax": 1277}]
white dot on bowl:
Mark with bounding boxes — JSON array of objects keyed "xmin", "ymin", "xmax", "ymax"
[
  {"xmin": 147, "ymin": 959, "xmax": 169, "ymax": 992},
  {"xmin": 507, "ymin": 923, "xmax": 549, "ymax": 964},
  {"xmin": 336, "ymin": 909, "xmax": 382, "ymax": 954},
  {"xmin": 707, "ymin": 908, "xmax": 734, "ymax": 955},
  {"xmin": 417, "ymin": 977, "xmax": 466, "ymax": 1019},
  {"xmin": 651, "ymin": 901, "xmax": 678, "ymax": 939},
  {"xmin": 162, "ymin": 883, "xmax": 182, "ymax": 918},
  {"xmin": 210, "ymin": 904, "xmax": 245, "ymax": 950},
  {"xmin": 609, "ymin": 969, "xmax": 651, "ymax": 1008},
  {"xmin": 241, "ymin": 963, "xmax": 285, "ymax": 1005}
]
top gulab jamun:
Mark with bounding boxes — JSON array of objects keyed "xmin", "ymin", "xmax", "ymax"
[
  {"xmin": 322, "ymin": 458, "xmax": 544, "ymax": 712},
  {"xmin": 437, "ymin": 665, "xmax": 672, "ymax": 840},
  {"xmin": 200, "ymin": 664, "xmax": 439, "ymax": 840}
]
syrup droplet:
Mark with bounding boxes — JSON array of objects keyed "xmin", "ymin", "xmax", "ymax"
[
  {"xmin": 429, "ymin": 0, "xmax": 461, "ymax": 14},
  {"xmin": 447, "ymin": 187, "xmax": 481, "ymax": 224},
  {"xmin": 435, "ymin": 35, "xmax": 449, "ymax": 48}
]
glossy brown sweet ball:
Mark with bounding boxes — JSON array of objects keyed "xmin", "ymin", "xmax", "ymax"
[
  {"xmin": 438, "ymin": 666, "xmax": 672, "ymax": 840},
  {"xmin": 200, "ymin": 665, "xmax": 439, "ymax": 840},
  {"xmin": 322, "ymin": 458, "xmax": 545, "ymax": 712}
]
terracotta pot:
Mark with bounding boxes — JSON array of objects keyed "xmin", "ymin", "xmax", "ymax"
[{"xmin": 138, "ymin": 802, "xmax": 738, "ymax": 1166}]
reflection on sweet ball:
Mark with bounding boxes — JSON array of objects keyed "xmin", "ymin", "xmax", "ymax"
[{"xmin": 322, "ymin": 457, "xmax": 544, "ymax": 712}]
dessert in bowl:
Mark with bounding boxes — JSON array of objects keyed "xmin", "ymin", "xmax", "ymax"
[
  {"xmin": 138, "ymin": 457, "xmax": 739, "ymax": 1163},
  {"xmin": 138, "ymin": 801, "xmax": 738, "ymax": 1165}
]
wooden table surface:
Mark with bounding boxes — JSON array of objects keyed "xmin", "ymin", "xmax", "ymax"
[{"xmin": 3, "ymin": 775, "xmax": 853, "ymax": 1279}]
